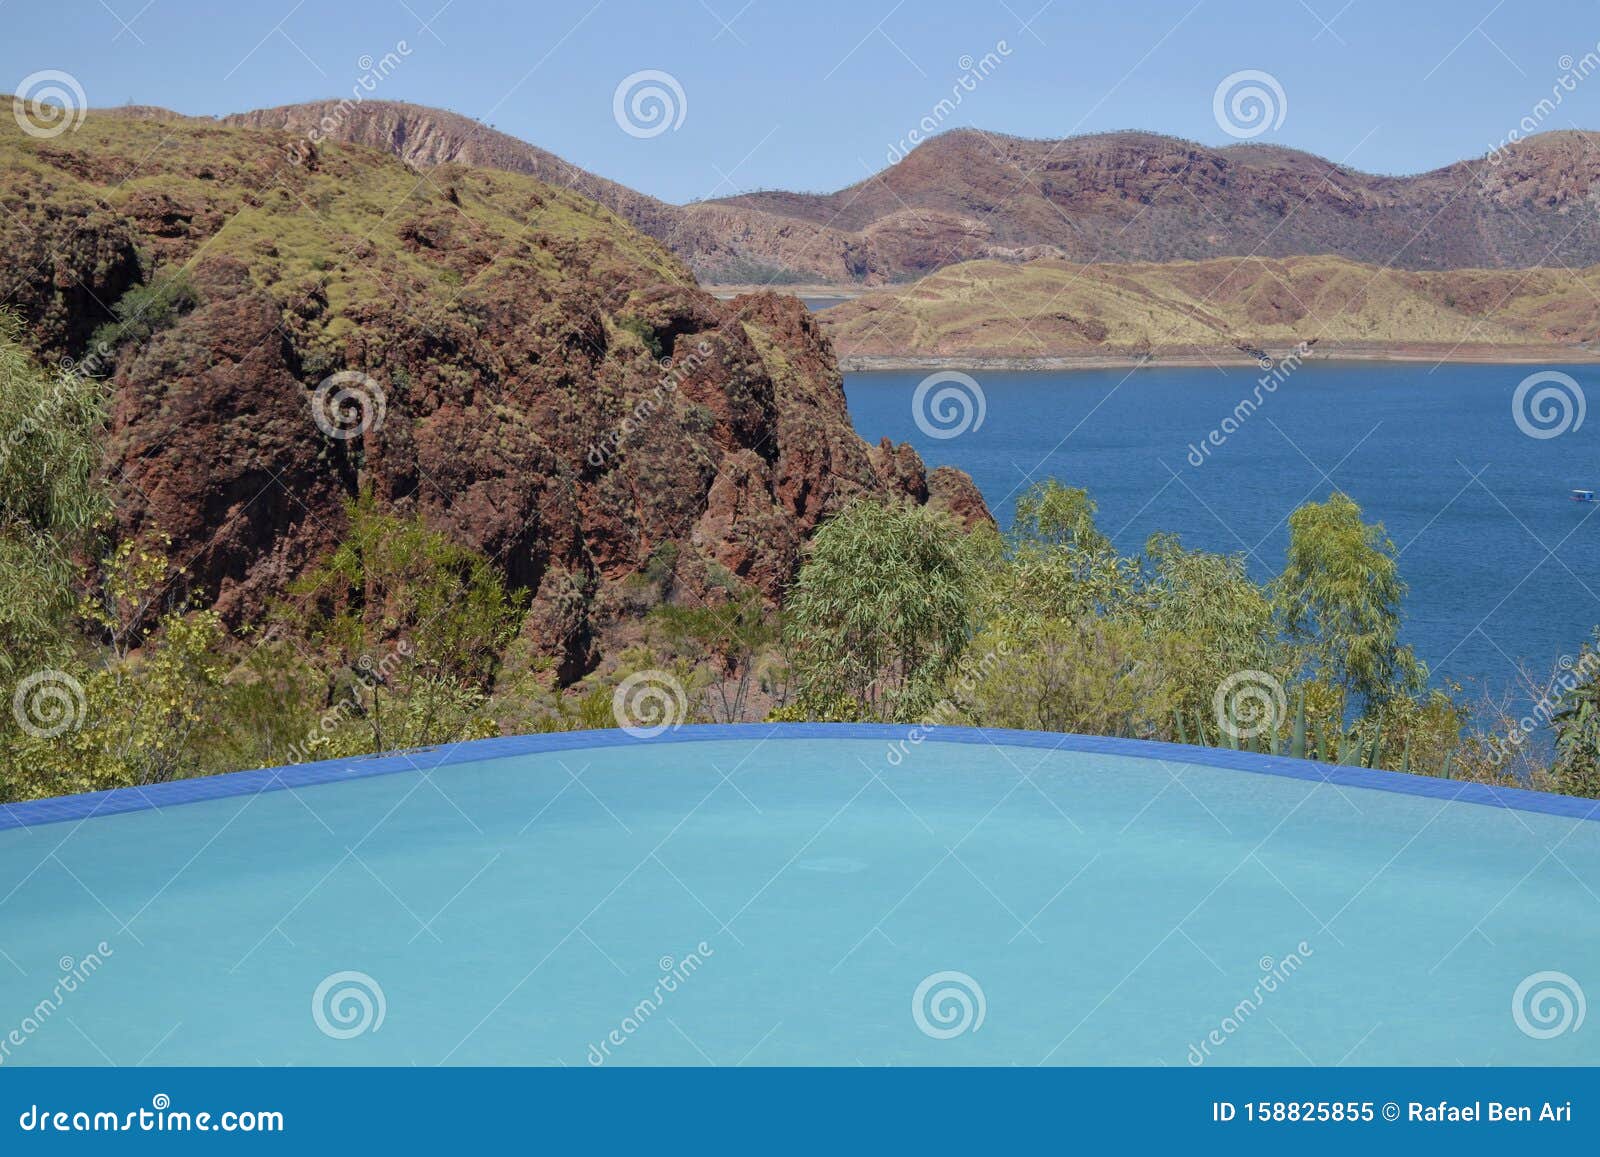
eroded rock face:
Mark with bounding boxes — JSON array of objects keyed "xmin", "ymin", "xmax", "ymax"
[
  {"xmin": 2, "ymin": 111, "xmax": 990, "ymax": 681},
  {"xmin": 927, "ymin": 466, "xmax": 996, "ymax": 530},
  {"xmin": 722, "ymin": 128, "xmax": 1600, "ymax": 274},
  {"xmin": 866, "ymin": 439, "xmax": 995, "ymax": 531},
  {"xmin": 868, "ymin": 437, "xmax": 930, "ymax": 504}
]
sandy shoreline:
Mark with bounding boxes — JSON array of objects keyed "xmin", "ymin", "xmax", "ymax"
[{"xmin": 836, "ymin": 343, "xmax": 1600, "ymax": 372}]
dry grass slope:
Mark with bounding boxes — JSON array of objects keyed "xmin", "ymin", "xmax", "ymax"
[{"xmin": 820, "ymin": 255, "xmax": 1600, "ymax": 360}]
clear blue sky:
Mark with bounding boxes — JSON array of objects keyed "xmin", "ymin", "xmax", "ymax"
[{"xmin": 8, "ymin": 0, "xmax": 1600, "ymax": 203}]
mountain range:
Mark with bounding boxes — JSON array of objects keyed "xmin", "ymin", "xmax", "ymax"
[{"xmin": 228, "ymin": 101, "xmax": 1600, "ymax": 283}]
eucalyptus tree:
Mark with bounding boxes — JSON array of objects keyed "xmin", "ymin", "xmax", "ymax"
[
  {"xmin": 1276, "ymin": 491, "xmax": 1423, "ymax": 712},
  {"xmin": 988, "ymin": 480, "xmax": 1139, "ymax": 626},
  {"xmin": 1138, "ymin": 531, "xmax": 1290, "ymax": 723},
  {"xmin": 1552, "ymin": 630, "xmax": 1600, "ymax": 798},
  {"xmin": 783, "ymin": 498, "xmax": 975, "ymax": 722},
  {"xmin": 1011, "ymin": 479, "xmax": 1111, "ymax": 556},
  {"xmin": 0, "ymin": 311, "xmax": 110, "ymax": 677}
]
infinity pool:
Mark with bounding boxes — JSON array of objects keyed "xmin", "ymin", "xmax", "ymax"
[{"xmin": 1, "ymin": 726, "xmax": 1596, "ymax": 1066}]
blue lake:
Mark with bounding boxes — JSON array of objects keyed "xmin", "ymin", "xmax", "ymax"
[{"xmin": 844, "ymin": 362, "xmax": 1600, "ymax": 705}]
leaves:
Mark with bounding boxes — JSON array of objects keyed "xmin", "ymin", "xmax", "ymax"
[
  {"xmin": 1276, "ymin": 491, "xmax": 1424, "ymax": 710},
  {"xmin": 0, "ymin": 310, "xmax": 111, "ymax": 677},
  {"xmin": 782, "ymin": 499, "xmax": 976, "ymax": 722}
]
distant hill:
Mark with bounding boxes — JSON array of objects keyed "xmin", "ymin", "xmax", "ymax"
[
  {"xmin": 225, "ymin": 103, "xmax": 1600, "ymax": 284},
  {"xmin": 224, "ymin": 101, "xmax": 873, "ymax": 285},
  {"xmin": 723, "ymin": 128, "xmax": 1600, "ymax": 278},
  {"xmin": 818, "ymin": 254, "xmax": 1600, "ymax": 362}
]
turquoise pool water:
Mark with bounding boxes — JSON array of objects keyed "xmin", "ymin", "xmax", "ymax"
[{"xmin": 1, "ymin": 732, "xmax": 1596, "ymax": 1066}]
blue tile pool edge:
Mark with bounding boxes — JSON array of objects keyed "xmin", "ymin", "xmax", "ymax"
[{"xmin": 3, "ymin": 723, "xmax": 1597, "ymax": 832}]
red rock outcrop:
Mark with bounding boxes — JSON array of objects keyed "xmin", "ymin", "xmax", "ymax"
[{"xmin": 1, "ymin": 111, "xmax": 988, "ymax": 681}]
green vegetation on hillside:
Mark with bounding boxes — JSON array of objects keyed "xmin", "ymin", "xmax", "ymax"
[
  {"xmin": 0, "ymin": 110, "xmax": 690, "ymax": 361},
  {"xmin": 2, "ymin": 281, "xmax": 1597, "ymax": 801}
]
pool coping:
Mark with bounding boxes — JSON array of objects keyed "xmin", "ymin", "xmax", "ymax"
[{"xmin": 3, "ymin": 723, "xmax": 1598, "ymax": 832}]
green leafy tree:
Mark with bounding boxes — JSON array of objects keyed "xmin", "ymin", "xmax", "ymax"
[
  {"xmin": 1276, "ymin": 492, "xmax": 1423, "ymax": 712},
  {"xmin": 1552, "ymin": 632, "xmax": 1600, "ymax": 797},
  {"xmin": 1138, "ymin": 532, "xmax": 1290, "ymax": 724},
  {"xmin": 3, "ymin": 547, "xmax": 226, "ymax": 801},
  {"xmin": 1012, "ymin": 480, "xmax": 1111, "ymax": 556},
  {"xmin": 783, "ymin": 499, "xmax": 974, "ymax": 721},
  {"xmin": 985, "ymin": 480, "xmax": 1139, "ymax": 626},
  {"xmin": 0, "ymin": 311, "xmax": 110, "ymax": 677},
  {"xmin": 957, "ymin": 618, "xmax": 1183, "ymax": 737}
]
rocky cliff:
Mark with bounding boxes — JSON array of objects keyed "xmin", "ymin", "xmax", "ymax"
[
  {"xmin": 722, "ymin": 128, "xmax": 1600, "ymax": 276},
  {"xmin": 0, "ymin": 110, "xmax": 986, "ymax": 680}
]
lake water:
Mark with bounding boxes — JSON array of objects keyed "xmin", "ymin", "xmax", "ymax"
[{"xmin": 844, "ymin": 362, "xmax": 1600, "ymax": 704}]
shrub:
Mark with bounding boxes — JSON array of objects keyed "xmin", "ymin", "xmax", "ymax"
[
  {"xmin": 88, "ymin": 269, "xmax": 199, "ymax": 352},
  {"xmin": 783, "ymin": 499, "xmax": 974, "ymax": 722}
]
